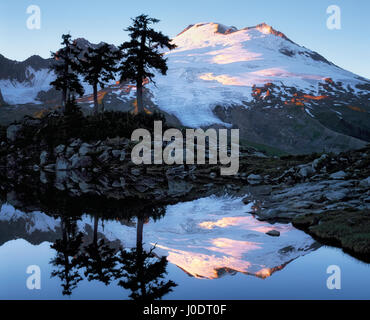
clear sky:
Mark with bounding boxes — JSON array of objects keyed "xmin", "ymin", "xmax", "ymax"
[{"xmin": 0, "ymin": 0, "xmax": 369, "ymax": 78}]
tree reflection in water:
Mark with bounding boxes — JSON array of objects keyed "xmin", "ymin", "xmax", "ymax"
[
  {"xmin": 50, "ymin": 216, "xmax": 84, "ymax": 296},
  {"xmin": 49, "ymin": 199, "xmax": 177, "ymax": 299}
]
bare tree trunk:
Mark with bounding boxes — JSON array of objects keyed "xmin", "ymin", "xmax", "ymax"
[
  {"xmin": 136, "ymin": 80, "xmax": 144, "ymax": 114},
  {"xmin": 136, "ymin": 21, "xmax": 147, "ymax": 115},
  {"xmin": 62, "ymin": 88, "xmax": 67, "ymax": 113},
  {"xmin": 93, "ymin": 83, "xmax": 98, "ymax": 115}
]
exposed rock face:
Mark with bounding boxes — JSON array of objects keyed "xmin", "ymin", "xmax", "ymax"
[
  {"xmin": 244, "ymin": 147, "xmax": 370, "ymax": 221},
  {"xmin": 0, "ymin": 54, "xmax": 52, "ymax": 83},
  {"xmin": 214, "ymin": 103, "xmax": 368, "ymax": 154},
  {"xmin": 0, "ymin": 89, "xmax": 6, "ymax": 106}
]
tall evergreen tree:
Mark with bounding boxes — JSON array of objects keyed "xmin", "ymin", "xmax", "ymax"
[
  {"xmin": 118, "ymin": 14, "xmax": 176, "ymax": 114},
  {"xmin": 80, "ymin": 43, "xmax": 118, "ymax": 115},
  {"xmin": 50, "ymin": 34, "xmax": 84, "ymax": 113}
]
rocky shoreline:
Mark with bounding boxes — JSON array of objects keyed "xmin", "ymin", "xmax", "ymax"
[{"xmin": 1, "ymin": 118, "xmax": 370, "ymax": 259}]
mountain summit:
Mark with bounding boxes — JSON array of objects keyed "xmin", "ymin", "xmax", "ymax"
[{"xmin": 148, "ymin": 22, "xmax": 367, "ymax": 127}]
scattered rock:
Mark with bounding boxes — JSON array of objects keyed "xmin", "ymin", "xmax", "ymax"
[
  {"xmin": 40, "ymin": 151, "xmax": 49, "ymax": 166},
  {"xmin": 70, "ymin": 154, "xmax": 92, "ymax": 169},
  {"xmin": 98, "ymin": 150, "xmax": 111, "ymax": 163},
  {"xmin": 79, "ymin": 143, "xmax": 93, "ymax": 156},
  {"xmin": 54, "ymin": 145, "xmax": 66, "ymax": 155},
  {"xmin": 266, "ymin": 230, "xmax": 280, "ymax": 237},
  {"xmin": 56, "ymin": 157, "xmax": 70, "ymax": 171},
  {"xmin": 209, "ymin": 172, "xmax": 217, "ymax": 179},
  {"xmin": 298, "ymin": 164, "xmax": 314, "ymax": 179},
  {"xmin": 359, "ymin": 177, "xmax": 370, "ymax": 188},
  {"xmin": 312, "ymin": 154, "xmax": 328, "ymax": 171},
  {"xmin": 119, "ymin": 150, "xmax": 126, "ymax": 161},
  {"xmin": 247, "ymin": 174, "xmax": 263, "ymax": 185},
  {"xmin": 6, "ymin": 124, "xmax": 22, "ymax": 142},
  {"xmin": 325, "ymin": 190, "xmax": 349, "ymax": 201},
  {"xmin": 329, "ymin": 171, "xmax": 347, "ymax": 180},
  {"xmin": 112, "ymin": 150, "xmax": 121, "ymax": 158},
  {"xmin": 70, "ymin": 139, "xmax": 82, "ymax": 148},
  {"xmin": 131, "ymin": 168, "xmax": 141, "ymax": 176}
]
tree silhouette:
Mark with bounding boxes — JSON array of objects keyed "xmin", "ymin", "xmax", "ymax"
[
  {"xmin": 50, "ymin": 216, "xmax": 84, "ymax": 296},
  {"xmin": 80, "ymin": 43, "xmax": 119, "ymax": 115},
  {"xmin": 118, "ymin": 14, "xmax": 176, "ymax": 114},
  {"xmin": 79, "ymin": 214, "xmax": 118, "ymax": 285},
  {"xmin": 114, "ymin": 206, "xmax": 177, "ymax": 300},
  {"xmin": 50, "ymin": 34, "xmax": 84, "ymax": 113}
]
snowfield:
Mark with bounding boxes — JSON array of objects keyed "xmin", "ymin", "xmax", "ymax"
[
  {"xmin": 148, "ymin": 22, "xmax": 367, "ymax": 127},
  {"xmin": 0, "ymin": 67, "xmax": 54, "ymax": 105}
]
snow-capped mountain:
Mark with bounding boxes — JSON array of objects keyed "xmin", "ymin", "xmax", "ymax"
[
  {"xmin": 149, "ymin": 22, "xmax": 369, "ymax": 127},
  {"xmin": 0, "ymin": 22, "xmax": 369, "ymax": 153}
]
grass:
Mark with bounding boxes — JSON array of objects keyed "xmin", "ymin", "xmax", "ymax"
[
  {"xmin": 240, "ymin": 138, "xmax": 288, "ymax": 157},
  {"xmin": 293, "ymin": 209, "xmax": 370, "ymax": 260}
]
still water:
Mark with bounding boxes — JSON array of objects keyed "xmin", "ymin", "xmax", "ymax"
[{"xmin": 0, "ymin": 194, "xmax": 369, "ymax": 300}]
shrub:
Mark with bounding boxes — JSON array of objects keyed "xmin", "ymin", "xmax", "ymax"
[{"xmin": 13, "ymin": 108, "xmax": 168, "ymax": 150}]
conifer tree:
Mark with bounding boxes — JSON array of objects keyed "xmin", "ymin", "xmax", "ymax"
[
  {"xmin": 50, "ymin": 34, "xmax": 84, "ymax": 113},
  {"xmin": 118, "ymin": 15, "xmax": 176, "ymax": 114},
  {"xmin": 80, "ymin": 43, "xmax": 118, "ymax": 115}
]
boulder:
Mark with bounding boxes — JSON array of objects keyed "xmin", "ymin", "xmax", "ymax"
[
  {"xmin": 40, "ymin": 151, "xmax": 49, "ymax": 166},
  {"xmin": 247, "ymin": 174, "xmax": 263, "ymax": 185},
  {"xmin": 54, "ymin": 144, "xmax": 66, "ymax": 155},
  {"xmin": 325, "ymin": 189, "xmax": 348, "ymax": 201},
  {"xmin": 70, "ymin": 138, "xmax": 82, "ymax": 148},
  {"xmin": 359, "ymin": 177, "xmax": 370, "ymax": 188},
  {"xmin": 298, "ymin": 165, "xmax": 314, "ymax": 179},
  {"xmin": 70, "ymin": 154, "xmax": 92, "ymax": 169},
  {"xmin": 329, "ymin": 171, "xmax": 347, "ymax": 180},
  {"xmin": 65, "ymin": 147, "xmax": 74, "ymax": 158},
  {"xmin": 312, "ymin": 154, "xmax": 328, "ymax": 171},
  {"xmin": 79, "ymin": 143, "xmax": 93, "ymax": 156},
  {"xmin": 56, "ymin": 157, "xmax": 71, "ymax": 171},
  {"xmin": 6, "ymin": 124, "xmax": 22, "ymax": 142}
]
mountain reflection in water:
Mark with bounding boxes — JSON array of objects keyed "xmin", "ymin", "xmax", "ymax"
[{"xmin": 0, "ymin": 182, "xmax": 319, "ymax": 299}]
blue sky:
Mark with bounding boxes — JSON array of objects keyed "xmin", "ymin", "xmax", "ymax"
[{"xmin": 0, "ymin": 0, "xmax": 369, "ymax": 78}]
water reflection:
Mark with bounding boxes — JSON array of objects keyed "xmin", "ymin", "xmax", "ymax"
[
  {"xmin": 50, "ymin": 216, "xmax": 84, "ymax": 296},
  {"xmin": 0, "ymin": 178, "xmax": 320, "ymax": 299},
  {"xmin": 47, "ymin": 205, "xmax": 176, "ymax": 298}
]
